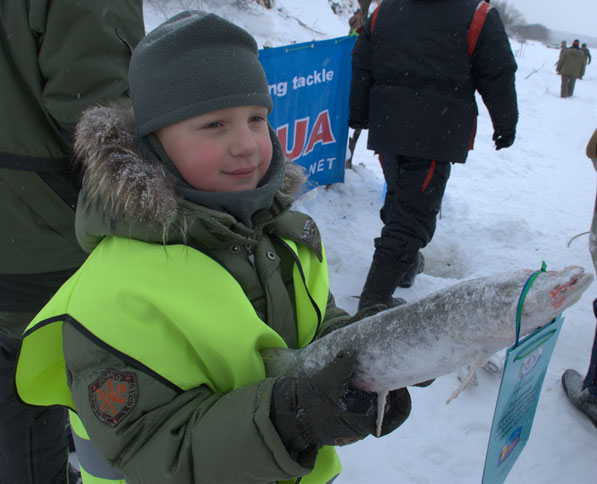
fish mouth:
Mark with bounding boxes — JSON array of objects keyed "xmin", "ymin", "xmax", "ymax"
[{"xmin": 548, "ymin": 266, "xmax": 594, "ymax": 310}]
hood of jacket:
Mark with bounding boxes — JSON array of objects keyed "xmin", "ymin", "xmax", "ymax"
[{"xmin": 73, "ymin": 101, "xmax": 306, "ymax": 253}]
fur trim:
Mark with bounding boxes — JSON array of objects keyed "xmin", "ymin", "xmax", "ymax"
[
  {"xmin": 74, "ymin": 100, "xmax": 305, "ymax": 233},
  {"xmin": 75, "ymin": 101, "xmax": 183, "ymax": 232},
  {"xmin": 281, "ymin": 160, "xmax": 307, "ymax": 198}
]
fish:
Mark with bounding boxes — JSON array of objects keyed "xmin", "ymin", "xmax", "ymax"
[{"xmin": 261, "ymin": 266, "xmax": 593, "ymax": 433}]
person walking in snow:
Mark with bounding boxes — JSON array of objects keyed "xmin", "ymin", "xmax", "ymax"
[
  {"xmin": 14, "ymin": 12, "xmax": 411, "ymax": 484},
  {"xmin": 0, "ymin": 2, "xmax": 144, "ymax": 483},
  {"xmin": 561, "ymin": 129, "xmax": 597, "ymax": 429},
  {"xmin": 349, "ymin": 0, "xmax": 518, "ymax": 310},
  {"xmin": 556, "ymin": 39, "xmax": 586, "ymax": 97},
  {"xmin": 582, "ymin": 43, "xmax": 592, "ymax": 65}
]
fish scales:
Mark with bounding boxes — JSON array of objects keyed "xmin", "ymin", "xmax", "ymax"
[{"xmin": 262, "ymin": 266, "xmax": 593, "ymax": 396}]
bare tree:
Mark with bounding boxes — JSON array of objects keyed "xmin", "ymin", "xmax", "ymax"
[
  {"xmin": 254, "ymin": 0, "xmax": 274, "ymax": 8},
  {"xmin": 144, "ymin": 0, "xmax": 204, "ymax": 18},
  {"xmin": 491, "ymin": 0, "xmax": 525, "ymax": 31},
  {"xmin": 358, "ymin": 0, "xmax": 372, "ymax": 17},
  {"xmin": 510, "ymin": 23, "xmax": 550, "ymax": 43}
]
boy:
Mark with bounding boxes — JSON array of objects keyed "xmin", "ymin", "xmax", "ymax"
[{"xmin": 15, "ymin": 12, "xmax": 411, "ymax": 484}]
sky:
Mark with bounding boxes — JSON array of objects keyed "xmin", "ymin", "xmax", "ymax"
[
  {"xmin": 142, "ymin": 1, "xmax": 597, "ymax": 482},
  {"xmin": 501, "ymin": 0, "xmax": 596, "ymax": 39}
]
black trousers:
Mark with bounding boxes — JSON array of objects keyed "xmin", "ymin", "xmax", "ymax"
[
  {"xmin": 374, "ymin": 154, "xmax": 451, "ymax": 265},
  {"xmin": 0, "ymin": 334, "xmax": 69, "ymax": 484},
  {"xmin": 584, "ymin": 299, "xmax": 597, "ymax": 395}
]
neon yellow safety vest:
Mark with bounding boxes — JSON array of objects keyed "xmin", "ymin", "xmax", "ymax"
[{"xmin": 16, "ymin": 236, "xmax": 341, "ymax": 484}]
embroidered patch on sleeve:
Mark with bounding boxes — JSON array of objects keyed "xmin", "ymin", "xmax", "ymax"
[
  {"xmin": 300, "ymin": 217, "xmax": 323, "ymax": 261},
  {"xmin": 88, "ymin": 369, "xmax": 138, "ymax": 428}
]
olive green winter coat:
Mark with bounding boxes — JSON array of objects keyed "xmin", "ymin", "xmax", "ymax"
[
  {"xmin": 0, "ymin": 0, "xmax": 144, "ymax": 337},
  {"xmin": 556, "ymin": 46, "xmax": 587, "ymax": 78},
  {"xmin": 58, "ymin": 102, "xmax": 349, "ymax": 483}
]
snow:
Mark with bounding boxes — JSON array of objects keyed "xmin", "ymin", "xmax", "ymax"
[{"xmin": 143, "ymin": 2, "xmax": 597, "ymax": 482}]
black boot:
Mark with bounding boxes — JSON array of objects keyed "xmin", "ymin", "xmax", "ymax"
[
  {"xmin": 358, "ymin": 259, "xmax": 407, "ymax": 311},
  {"xmin": 397, "ymin": 252, "xmax": 425, "ymax": 288},
  {"xmin": 562, "ymin": 369, "xmax": 597, "ymax": 428}
]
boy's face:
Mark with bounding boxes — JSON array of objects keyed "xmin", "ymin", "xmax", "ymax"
[{"xmin": 156, "ymin": 105, "xmax": 273, "ymax": 192}]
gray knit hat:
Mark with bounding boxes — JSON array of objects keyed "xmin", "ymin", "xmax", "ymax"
[{"xmin": 129, "ymin": 11, "xmax": 273, "ymax": 138}]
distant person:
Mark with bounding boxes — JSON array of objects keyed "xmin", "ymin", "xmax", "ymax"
[
  {"xmin": 561, "ymin": 128, "xmax": 597, "ymax": 429},
  {"xmin": 349, "ymin": 0, "xmax": 518, "ymax": 310},
  {"xmin": 556, "ymin": 39, "xmax": 586, "ymax": 97},
  {"xmin": 582, "ymin": 42, "xmax": 592, "ymax": 65},
  {"xmin": 348, "ymin": 9, "xmax": 362, "ymax": 35},
  {"xmin": 556, "ymin": 40, "xmax": 567, "ymax": 67}
]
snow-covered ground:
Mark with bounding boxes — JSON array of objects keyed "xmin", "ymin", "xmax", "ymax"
[{"xmin": 144, "ymin": 2, "xmax": 597, "ymax": 482}]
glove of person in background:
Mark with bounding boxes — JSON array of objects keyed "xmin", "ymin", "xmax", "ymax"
[
  {"xmin": 271, "ymin": 352, "xmax": 411, "ymax": 454},
  {"xmin": 348, "ymin": 118, "xmax": 368, "ymax": 130},
  {"xmin": 493, "ymin": 129, "xmax": 516, "ymax": 150}
]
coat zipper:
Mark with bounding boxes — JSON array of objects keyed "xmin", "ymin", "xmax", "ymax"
[{"xmin": 245, "ymin": 244, "xmax": 256, "ymax": 269}]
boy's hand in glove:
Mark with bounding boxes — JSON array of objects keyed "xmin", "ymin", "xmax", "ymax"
[{"xmin": 271, "ymin": 352, "xmax": 411, "ymax": 453}]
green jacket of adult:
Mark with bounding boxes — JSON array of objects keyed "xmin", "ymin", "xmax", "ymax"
[
  {"xmin": 0, "ymin": 0, "xmax": 144, "ymax": 337},
  {"xmin": 556, "ymin": 46, "xmax": 587, "ymax": 78},
  {"xmin": 17, "ymin": 102, "xmax": 349, "ymax": 484}
]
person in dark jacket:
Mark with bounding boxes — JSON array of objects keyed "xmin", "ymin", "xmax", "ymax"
[
  {"xmin": 561, "ymin": 129, "xmax": 597, "ymax": 429},
  {"xmin": 349, "ymin": 0, "xmax": 518, "ymax": 310},
  {"xmin": 557, "ymin": 39, "xmax": 586, "ymax": 97},
  {"xmin": 582, "ymin": 43, "xmax": 592, "ymax": 65},
  {"xmin": 562, "ymin": 300, "xmax": 597, "ymax": 429},
  {"xmin": 0, "ymin": 1, "xmax": 144, "ymax": 483}
]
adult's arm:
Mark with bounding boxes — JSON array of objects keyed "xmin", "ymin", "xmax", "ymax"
[
  {"xmin": 471, "ymin": 8, "xmax": 518, "ymax": 137},
  {"xmin": 349, "ymin": 17, "xmax": 373, "ymax": 127},
  {"xmin": 32, "ymin": 0, "xmax": 145, "ymax": 135}
]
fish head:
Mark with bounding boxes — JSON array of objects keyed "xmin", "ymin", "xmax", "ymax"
[{"xmin": 516, "ymin": 265, "xmax": 593, "ymax": 336}]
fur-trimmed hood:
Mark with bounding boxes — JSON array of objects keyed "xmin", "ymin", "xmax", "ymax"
[{"xmin": 73, "ymin": 100, "xmax": 306, "ymax": 253}]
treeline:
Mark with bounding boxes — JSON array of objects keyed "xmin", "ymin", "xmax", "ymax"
[
  {"xmin": 146, "ymin": 0, "xmax": 554, "ymax": 44},
  {"xmin": 492, "ymin": 1, "xmax": 550, "ymax": 43}
]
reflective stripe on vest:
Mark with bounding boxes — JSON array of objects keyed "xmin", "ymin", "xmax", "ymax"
[
  {"xmin": 70, "ymin": 411, "xmax": 126, "ymax": 483},
  {"xmin": 17, "ymin": 236, "xmax": 340, "ymax": 483}
]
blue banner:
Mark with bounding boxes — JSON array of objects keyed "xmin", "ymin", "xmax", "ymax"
[
  {"xmin": 482, "ymin": 314, "xmax": 564, "ymax": 484},
  {"xmin": 259, "ymin": 36, "xmax": 356, "ymax": 191}
]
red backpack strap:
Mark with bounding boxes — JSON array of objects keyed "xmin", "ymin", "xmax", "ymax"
[
  {"xmin": 352, "ymin": 3, "xmax": 382, "ymax": 55},
  {"xmin": 370, "ymin": 3, "xmax": 382, "ymax": 34},
  {"xmin": 467, "ymin": 1, "xmax": 492, "ymax": 55}
]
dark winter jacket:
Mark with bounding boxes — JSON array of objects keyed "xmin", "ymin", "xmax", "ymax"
[
  {"xmin": 557, "ymin": 46, "xmax": 587, "ymax": 78},
  {"xmin": 20, "ymin": 102, "xmax": 349, "ymax": 484},
  {"xmin": 350, "ymin": 0, "xmax": 518, "ymax": 163},
  {"xmin": 582, "ymin": 46, "xmax": 592, "ymax": 65},
  {"xmin": 0, "ymin": 0, "xmax": 144, "ymax": 337}
]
